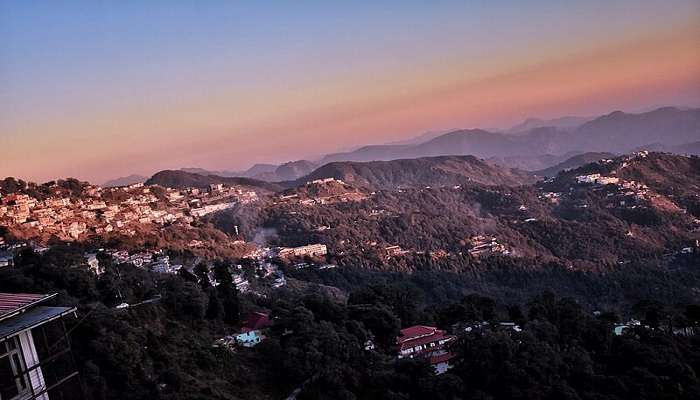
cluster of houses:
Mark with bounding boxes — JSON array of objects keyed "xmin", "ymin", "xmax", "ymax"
[
  {"xmin": 86, "ymin": 246, "xmax": 294, "ymax": 294},
  {"xmin": 0, "ymin": 240, "xmax": 32, "ymax": 268},
  {"xmin": 292, "ymin": 262, "xmax": 338, "ymax": 270},
  {"xmin": 277, "ymin": 243, "xmax": 328, "ymax": 259},
  {"xmin": 0, "ymin": 182, "xmax": 258, "ymax": 242},
  {"xmin": 575, "ymin": 173, "xmax": 620, "ymax": 185},
  {"xmin": 103, "ymin": 249, "xmax": 182, "ymax": 274},
  {"xmin": 0, "ymin": 238, "xmax": 13, "ymax": 267},
  {"xmin": 467, "ymin": 235, "xmax": 510, "ymax": 257},
  {"xmin": 537, "ymin": 152, "xmax": 684, "ymax": 219},
  {"xmin": 574, "ymin": 171, "xmax": 671, "ymax": 213},
  {"xmin": 277, "ymin": 178, "xmax": 368, "ymax": 206}
]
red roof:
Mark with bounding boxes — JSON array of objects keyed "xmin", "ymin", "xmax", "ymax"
[
  {"xmin": 241, "ymin": 312, "xmax": 272, "ymax": 331},
  {"xmin": 429, "ymin": 352, "xmax": 456, "ymax": 365},
  {"xmin": 0, "ymin": 293, "xmax": 55, "ymax": 322},
  {"xmin": 397, "ymin": 325, "xmax": 455, "ymax": 351},
  {"xmin": 1, "ymin": 194, "xmax": 18, "ymax": 205},
  {"xmin": 398, "ymin": 325, "xmax": 439, "ymax": 343}
]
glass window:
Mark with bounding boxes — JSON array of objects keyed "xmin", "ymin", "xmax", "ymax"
[
  {"xmin": 0, "ymin": 356, "xmax": 20, "ymax": 399},
  {"xmin": 0, "ymin": 337, "xmax": 30, "ymax": 400},
  {"xmin": 10, "ymin": 354, "xmax": 27, "ymax": 391}
]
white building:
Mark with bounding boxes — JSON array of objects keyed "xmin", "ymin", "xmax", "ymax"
[
  {"xmin": 277, "ymin": 244, "xmax": 328, "ymax": 258},
  {"xmin": 84, "ymin": 253, "xmax": 103, "ymax": 275},
  {"xmin": 0, "ymin": 253, "xmax": 13, "ymax": 268},
  {"xmin": 596, "ymin": 176, "xmax": 619, "ymax": 185},
  {"xmin": 576, "ymin": 174, "xmax": 601, "ymax": 183}
]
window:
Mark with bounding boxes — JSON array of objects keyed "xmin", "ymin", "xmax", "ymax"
[{"xmin": 0, "ymin": 337, "xmax": 30, "ymax": 400}]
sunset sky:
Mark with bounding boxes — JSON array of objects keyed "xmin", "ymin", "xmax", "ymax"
[{"xmin": 2, "ymin": 1, "xmax": 700, "ymax": 183}]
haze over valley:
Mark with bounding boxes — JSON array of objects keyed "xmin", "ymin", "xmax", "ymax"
[{"xmin": 1, "ymin": 2, "xmax": 700, "ymax": 400}]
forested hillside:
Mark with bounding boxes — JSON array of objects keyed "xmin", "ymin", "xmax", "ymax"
[
  {"xmin": 294, "ymin": 155, "xmax": 533, "ymax": 189},
  {"xmin": 1, "ymin": 152, "xmax": 699, "ymax": 400}
]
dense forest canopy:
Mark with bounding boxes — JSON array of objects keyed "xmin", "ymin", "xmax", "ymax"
[{"xmin": 1, "ymin": 246, "xmax": 699, "ymax": 400}]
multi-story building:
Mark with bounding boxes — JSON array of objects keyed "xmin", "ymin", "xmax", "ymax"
[
  {"xmin": 0, "ymin": 292, "xmax": 82, "ymax": 399},
  {"xmin": 576, "ymin": 174, "xmax": 601, "ymax": 184},
  {"xmin": 277, "ymin": 244, "xmax": 328, "ymax": 259},
  {"xmin": 384, "ymin": 245, "xmax": 406, "ymax": 257},
  {"xmin": 396, "ymin": 325, "xmax": 456, "ymax": 374}
]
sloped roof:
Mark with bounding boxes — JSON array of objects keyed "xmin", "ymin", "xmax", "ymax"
[
  {"xmin": 242, "ymin": 312, "xmax": 272, "ymax": 331},
  {"xmin": 397, "ymin": 325, "xmax": 455, "ymax": 351},
  {"xmin": 0, "ymin": 293, "xmax": 56, "ymax": 322},
  {"xmin": 0, "ymin": 306, "xmax": 76, "ymax": 340},
  {"xmin": 397, "ymin": 325, "xmax": 440, "ymax": 343},
  {"xmin": 429, "ymin": 352, "xmax": 456, "ymax": 365}
]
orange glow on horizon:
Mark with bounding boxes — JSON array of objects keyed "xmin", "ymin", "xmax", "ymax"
[{"xmin": 3, "ymin": 22, "xmax": 700, "ymax": 183}]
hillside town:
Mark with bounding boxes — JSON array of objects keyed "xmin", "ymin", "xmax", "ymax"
[
  {"xmin": 0, "ymin": 150, "xmax": 699, "ymax": 400},
  {"xmin": 276, "ymin": 178, "xmax": 369, "ymax": 206},
  {"xmin": 0, "ymin": 182, "xmax": 259, "ymax": 242}
]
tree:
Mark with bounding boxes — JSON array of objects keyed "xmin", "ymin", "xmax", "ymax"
[
  {"xmin": 193, "ymin": 262, "xmax": 211, "ymax": 290},
  {"xmin": 205, "ymin": 289, "xmax": 222, "ymax": 320},
  {"xmin": 213, "ymin": 262, "xmax": 239, "ymax": 325}
]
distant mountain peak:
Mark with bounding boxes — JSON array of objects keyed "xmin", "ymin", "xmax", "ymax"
[
  {"xmin": 102, "ymin": 174, "xmax": 147, "ymax": 187},
  {"xmin": 507, "ymin": 115, "xmax": 593, "ymax": 134}
]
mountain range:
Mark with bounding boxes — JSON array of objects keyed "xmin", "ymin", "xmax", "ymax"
[
  {"xmin": 317, "ymin": 107, "xmax": 699, "ymax": 168},
  {"xmin": 180, "ymin": 160, "xmax": 318, "ymax": 182},
  {"xmin": 505, "ymin": 115, "xmax": 593, "ymax": 134},
  {"xmin": 106, "ymin": 106, "xmax": 699, "ymax": 186},
  {"xmin": 146, "ymin": 155, "xmax": 534, "ymax": 192}
]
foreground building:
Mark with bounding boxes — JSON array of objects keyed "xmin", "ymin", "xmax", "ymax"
[
  {"xmin": 0, "ymin": 293, "xmax": 82, "ymax": 399},
  {"xmin": 396, "ymin": 325, "xmax": 456, "ymax": 374}
]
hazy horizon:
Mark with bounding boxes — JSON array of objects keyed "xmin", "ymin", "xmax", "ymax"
[{"xmin": 2, "ymin": 1, "xmax": 700, "ymax": 183}]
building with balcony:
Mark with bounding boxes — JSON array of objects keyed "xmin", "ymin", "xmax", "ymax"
[
  {"xmin": 396, "ymin": 325, "xmax": 456, "ymax": 375},
  {"xmin": 0, "ymin": 293, "xmax": 82, "ymax": 399}
]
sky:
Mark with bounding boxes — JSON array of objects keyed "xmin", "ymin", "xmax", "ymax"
[{"xmin": 2, "ymin": 1, "xmax": 700, "ymax": 183}]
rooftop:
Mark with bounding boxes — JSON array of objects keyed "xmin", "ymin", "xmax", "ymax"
[
  {"xmin": 397, "ymin": 325, "xmax": 454, "ymax": 351},
  {"xmin": 0, "ymin": 306, "xmax": 76, "ymax": 341},
  {"xmin": 241, "ymin": 312, "xmax": 272, "ymax": 331},
  {"xmin": 0, "ymin": 293, "xmax": 56, "ymax": 322},
  {"xmin": 398, "ymin": 325, "xmax": 439, "ymax": 343}
]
